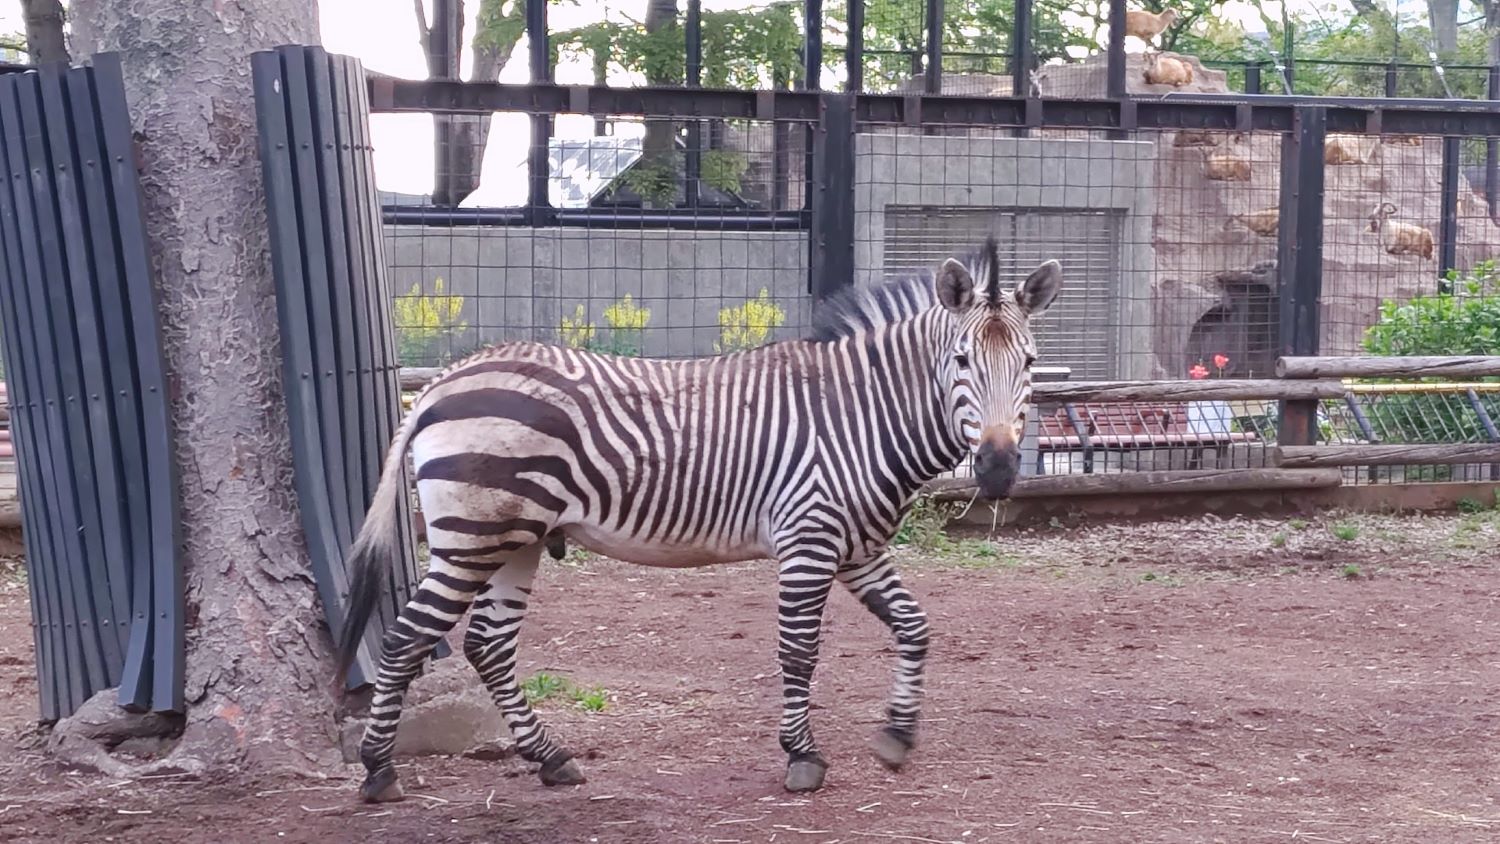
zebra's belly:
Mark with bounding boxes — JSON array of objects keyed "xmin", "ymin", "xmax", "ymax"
[{"xmin": 563, "ymin": 523, "xmax": 767, "ymax": 568}]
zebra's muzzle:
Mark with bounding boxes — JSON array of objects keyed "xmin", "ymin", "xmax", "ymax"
[{"xmin": 973, "ymin": 438, "xmax": 1022, "ymax": 500}]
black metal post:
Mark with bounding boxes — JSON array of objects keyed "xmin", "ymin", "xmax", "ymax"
[
  {"xmin": 1439, "ymin": 135, "xmax": 1460, "ymax": 286},
  {"xmin": 846, "ymin": 0, "xmax": 864, "ymax": 92},
  {"xmin": 1384, "ymin": 62, "xmax": 1399, "ymax": 98},
  {"xmin": 1012, "ymin": 0, "xmax": 1034, "ymax": 97},
  {"xmin": 810, "ymin": 93, "xmax": 856, "ymax": 299},
  {"xmin": 685, "ymin": 0, "xmax": 702, "ymax": 209},
  {"xmin": 1106, "ymin": 0, "xmax": 1127, "ymax": 99},
  {"xmin": 1276, "ymin": 106, "xmax": 1326, "ymax": 446},
  {"xmin": 526, "ymin": 0, "xmax": 552, "ymax": 223},
  {"xmin": 804, "ymin": 0, "xmax": 823, "ymax": 91},
  {"xmin": 1283, "ymin": 21, "xmax": 1295, "ymax": 94},
  {"xmin": 1244, "ymin": 62, "xmax": 1262, "ymax": 94},
  {"xmin": 431, "ymin": 0, "xmax": 460, "ymax": 204},
  {"xmin": 924, "ymin": 0, "xmax": 943, "ymax": 94},
  {"xmin": 1488, "ymin": 64, "xmax": 1499, "ymax": 224}
]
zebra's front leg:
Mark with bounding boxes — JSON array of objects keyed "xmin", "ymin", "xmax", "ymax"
[
  {"xmin": 463, "ymin": 543, "xmax": 585, "ymax": 787},
  {"xmin": 358, "ymin": 554, "xmax": 493, "ymax": 802},
  {"xmin": 775, "ymin": 552, "xmax": 838, "ymax": 792},
  {"xmin": 837, "ymin": 550, "xmax": 930, "ymax": 772}
]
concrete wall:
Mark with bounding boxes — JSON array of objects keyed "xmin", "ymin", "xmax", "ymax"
[
  {"xmin": 853, "ymin": 131, "xmax": 1159, "ymax": 380},
  {"xmin": 384, "ymin": 226, "xmax": 812, "ymax": 362}
]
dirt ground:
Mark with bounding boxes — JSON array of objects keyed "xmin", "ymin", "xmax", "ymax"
[{"xmin": 0, "ymin": 508, "xmax": 1498, "ymax": 843}]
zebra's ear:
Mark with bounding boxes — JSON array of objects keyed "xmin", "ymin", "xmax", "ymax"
[
  {"xmin": 1015, "ymin": 259, "xmax": 1062, "ymax": 316},
  {"xmin": 935, "ymin": 258, "xmax": 976, "ymax": 314}
]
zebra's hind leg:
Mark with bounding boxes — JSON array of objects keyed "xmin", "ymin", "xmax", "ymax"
[
  {"xmin": 464, "ymin": 543, "xmax": 585, "ymax": 787},
  {"xmin": 774, "ymin": 549, "xmax": 839, "ymax": 792},
  {"xmin": 837, "ymin": 550, "xmax": 930, "ymax": 772},
  {"xmin": 358, "ymin": 549, "xmax": 499, "ymax": 802}
]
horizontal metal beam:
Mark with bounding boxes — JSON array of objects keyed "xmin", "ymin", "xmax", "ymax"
[
  {"xmin": 382, "ymin": 205, "xmax": 810, "ymax": 230},
  {"xmin": 366, "ymin": 75, "xmax": 1500, "ymax": 137}
]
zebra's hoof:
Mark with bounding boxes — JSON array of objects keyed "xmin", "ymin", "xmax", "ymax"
[
  {"xmin": 538, "ymin": 755, "xmax": 587, "ymax": 787},
  {"xmin": 359, "ymin": 768, "xmax": 405, "ymax": 803},
  {"xmin": 871, "ymin": 728, "xmax": 914, "ymax": 772},
  {"xmin": 784, "ymin": 754, "xmax": 829, "ymax": 792}
]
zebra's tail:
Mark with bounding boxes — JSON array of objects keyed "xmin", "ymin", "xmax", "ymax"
[{"xmin": 334, "ymin": 405, "xmax": 422, "ymax": 692}]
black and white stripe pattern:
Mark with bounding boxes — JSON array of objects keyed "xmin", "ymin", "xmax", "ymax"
[{"xmin": 336, "ymin": 236, "xmax": 1062, "ymax": 800}]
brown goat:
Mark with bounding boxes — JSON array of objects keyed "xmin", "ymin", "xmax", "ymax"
[
  {"xmin": 1368, "ymin": 202, "xmax": 1434, "ymax": 259},
  {"xmin": 1325, "ymin": 133, "xmax": 1381, "ymax": 165},
  {"xmin": 1143, "ymin": 52, "xmax": 1194, "ymax": 86},
  {"xmin": 1172, "ymin": 129, "xmax": 1220, "ymax": 148},
  {"xmin": 1230, "ymin": 207, "xmax": 1280, "ymax": 238},
  {"xmin": 1201, "ymin": 148, "xmax": 1251, "ymax": 182},
  {"xmin": 1125, "ymin": 8, "xmax": 1178, "ymax": 45}
]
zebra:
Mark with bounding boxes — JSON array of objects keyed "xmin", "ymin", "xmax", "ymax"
[{"xmin": 335, "ymin": 236, "xmax": 1062, "ymax": 801}]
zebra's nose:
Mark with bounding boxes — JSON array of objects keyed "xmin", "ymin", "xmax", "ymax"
[{"xmin": 974, "ymin": 437, "xmax": 1021, "ymax": 500}]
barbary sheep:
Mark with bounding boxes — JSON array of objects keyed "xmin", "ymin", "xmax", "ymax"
[
  {"xmin": 1125, "ymin": 8, "xmax": 1178, "ymax": 46},
  {"xmin": 1143, "ymin": 51, "xmax": 1193, "ymax": 86},
  {"xmin": 1368, "ymin": 202, "xmax": 1434, "ymax": 259},
  {"xmin": 1325, "ymin": 133, "xmax": 1381, "ymax": 165},
  {"xmin": 1230, "ymin": 208, "xmax": 1280, "ymax": 238},
  {"xmin": 1201, "ymin": 148, "xmax": 1251, "ymax": 181},
  {"xmin": 1172, "ymin": 129, "xmax": 1219, "ymax": 148}
]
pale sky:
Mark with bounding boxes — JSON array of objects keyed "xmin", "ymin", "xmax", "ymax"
[{"xmin": 0, "ymin": 0, "xmax": 1419, "ymax": 205}]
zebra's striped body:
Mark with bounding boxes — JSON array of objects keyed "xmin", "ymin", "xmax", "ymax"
[{"xmin": 337, "ymin": 238, "xmax": 1063, "ymax": 800}]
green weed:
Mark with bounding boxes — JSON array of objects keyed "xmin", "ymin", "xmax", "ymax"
[
  {"xmin": 1330, "ymin": 522, "xmax": 1360, "ymax": 541},
  {"xmin": 1269, "ymin": 532, "xmax": 1288, "ymax": 549},
  {"xmin": 1341, "ymin": 564, "xmax": 1363, "ymax": 579}
]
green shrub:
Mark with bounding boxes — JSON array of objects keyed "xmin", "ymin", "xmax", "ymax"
[{"xmin": 1358, "ymin": 262, "xmax": 1500, "ymax": 447}]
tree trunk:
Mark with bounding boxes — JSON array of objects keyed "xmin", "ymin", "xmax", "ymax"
[
  {"xmin": 69, "ymin": 0, "xmax": 338, "ymax": 772},
  {"xmin": 436, "ymin": 0, "xmax": 525, "ymax": 207},
  {"xmin": 641, "ymin": 0, "xmax": 680, "ymax": 209},
  {"xmin": 20, "ymin": 0, "xmax": 70, "ymax": 64},
  {"xmin": 1429, "ymin": 0, "xmax": 1459, "ymax": 55}
]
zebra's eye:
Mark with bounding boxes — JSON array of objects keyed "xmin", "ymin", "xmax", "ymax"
[
  {"xmin": 955, "ymin": 352, "xmax": 970, "ymax": 369},
  {"xmin": 1024, "ymin": 355, "xmax": 1037, "ymax": 368}
]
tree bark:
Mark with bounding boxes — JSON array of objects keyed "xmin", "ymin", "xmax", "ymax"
[
  {"xmin": 1429, "ymin": 0, "xmax": 1459, "ymax": 55},
  {"xmin": 69, "ymin": 0, "xmax": 338, "ymax": 772},
  {"xmin": 20, "ymin": 0, "xmax": 70, "ymax": 64},
  {"xmin": 434, "ymin": 0, "xmax": 525, "ymax": 206},
  {"xmin": 641, "ymin": 0, "xmax": 680, "ymax": 208}
]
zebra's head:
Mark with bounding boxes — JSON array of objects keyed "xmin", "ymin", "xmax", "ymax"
[{"xmin": 934, "ymin": 240, "xmax": 1062, "ymax": 500}]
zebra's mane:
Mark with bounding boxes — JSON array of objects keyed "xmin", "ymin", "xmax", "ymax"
[{"xmin": 807, "ymin": 239, "xmax": 997, "ymax": 342}]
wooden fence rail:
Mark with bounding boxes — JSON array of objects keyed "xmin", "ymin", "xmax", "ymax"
[{"xmin": 1277, "ymin": 355, "xmax": 1500, "ymax": 379}]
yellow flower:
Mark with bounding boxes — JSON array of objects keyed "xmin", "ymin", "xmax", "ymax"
[
  {"xmin": 715, "ymin": 288, "xmax": 785, "ymax": 353},
  {"xmin": 393, "ymin": 277, "xmax": 467, "ymax": 364},
  {"xmin": 559, "ymin": 304, "xmax": 597, "ymax": 350},
  {"xmin": 602, "ymin": 293, "xmax": 651, "ymax": 331}
]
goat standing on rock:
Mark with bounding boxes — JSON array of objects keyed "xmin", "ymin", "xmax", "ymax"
[
  {"xmin": 1125, "ymin": 8, "xmax": 1178, "ymax": 48},
  {"xmin": 1368, "ymin": 202, "xmax": 1434, "ymax": 260}
]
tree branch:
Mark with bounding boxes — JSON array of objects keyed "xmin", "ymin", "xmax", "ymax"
[
  {"xmin": 414, "ymin": 0, "xmax": 430, "ymax": 55},
  {"xmin": 20, "ymin": 0, "xmax": 69, "ymax": 64}
]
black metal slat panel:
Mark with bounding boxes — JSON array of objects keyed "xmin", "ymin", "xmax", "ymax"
[
  {"xmin": 92, "ymin": 53, "xmax": 185, "ymax": 713},
  {"xmin": 348, "ymin": 56, "xmax": 423, "ymax": 619},
  {"xmin": 14, "ymin": 72, "xmax": 106, "ymax": 707},
  {"xmin": 66, "ymin": 64, "xmax": 151, "ymax": 705},
  {"xmin": 305, "ymin": 48, "xmax": 368, "ymax": 570},
  {"xmin": 326, "ymin": 55, "xmax": 394, "ymax": 679},
  {"xmin": 38, "ymin": 66, "xmax": 131, "ymax": 680},
  {"xmin": 0, "ymin": 74, "xmax": 63, "ymax": 721},
  {"xmin": 253, "ymin": 48, "xmax": 369, "ymax": 684},
  {"xmin": 284, "ymin": 51, "xmax": 354, "ymax": 556}
]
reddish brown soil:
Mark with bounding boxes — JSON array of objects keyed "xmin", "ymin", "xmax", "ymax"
[{"xmin": 0, "ymin": 512, "xmax": 1498, "ymax": 843}]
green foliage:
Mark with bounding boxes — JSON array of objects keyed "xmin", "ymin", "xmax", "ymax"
[
  {"xmin": 393, "ymin": 277, "xmax": 468, "ymax": 365},
  {"xmin": 1360, "ymin": 263, "xmax": 1500, "ymax": 446},
  {"xmin": 521, "ymin": 672, "xmax": 608, "ymax": 713},
  {"xmin": 617, "ymin": 153, "xmax": 680, "ymax": 209},
  {"xmin": 1364, "ymin": 263, "xmax": 1500, "ymax": 358},
  {"xmin": 472, "ymin": 0, "xmax": 527, "ymax": 58},
  {"xmin": 715, "ymin": 288, "xmax": 786, "ymax": 353},
  {"xmin": 1341, "ymin": 563, "xmax": 1363, "ymax": 579},
  {"xmin": 1331, "ymin": 522, "xmax": 1360, "ymax": 541},
  {"xmin": 558, "ymin": 295, "xmax": 653, "ymax": 356},
  {"xmin": 893, "ymin": 496, "xmax": 956, "ymax": 553},
  {"xmin": 700, "ymin": 150, "xmax": 749, "ymax": 196}
]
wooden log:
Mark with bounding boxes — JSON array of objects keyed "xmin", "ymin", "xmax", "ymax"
[
  {"xmin": 1276, "ymin": 355, "xmax": 1500, "ymax": 380},
  {"xmin": 400, "ymin": 366, "xmax": 443, "ymax": 392},
  {"xmin": 1274, "ymin": 443, "xmax": 1500, "ymax": 468},
  {"xmin": 927, "ymin": 467, "xmax": 1343, "ymax": 500},
  {"xmin": 1033, "ymin": 379, "xmax": 1343, "ymax": 403}
]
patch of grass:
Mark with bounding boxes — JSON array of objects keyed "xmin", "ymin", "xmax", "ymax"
[
  {"xmin": 1288, "ymin": 518, "xmax": 1310, "ymax": 531},
  {"xmin": 893, "ymin": 496, "xmax": 956, "ymax": 554},
  {"xmin": 560, "ymin": 546, "xmax": 596, "ymax": 568},
  {"xmin": 571, "ymin": 686, "xmax": 609, "ymax": 712},
  {"xmin": 1140, "ymin": 571, "xmax": 1182, "ymax": 587},
  {"xmin": 1341, "ymin": 563, "xmax": 1363, "ymax": 579},
  {"xmin": 1269, "ymin": 532, "xmax": 1288, "ymax": 549},
  {"xmin": 1457, "ymin": 497, "xmax": 1489, "ymax": 515},
  {"xmin": 1330, "ymin": 522, "xmax": 1360, "ymax": 541},
  {"xmin": 0, "ymin": 556, "xmax": 25, "ymax": 591},
  {"xmin": 943, "ymin": 539, "xmax": 1024, "ymax": 569},
  {"xmin": 521, "ymin": 672, "xmax": 569, "ymax": 704},
  {"xmin": 521, "ymin": 672, "xmax": 609, "ymax": 713}
]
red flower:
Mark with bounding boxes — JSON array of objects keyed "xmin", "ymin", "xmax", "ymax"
[
  {"xmin": 1189, "ymin": 363, "xmax": 1210, "ymax": 380},
  {"xmin": 1213, "ymin": 353, "xmax": 1230, "ymax": 371}
]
